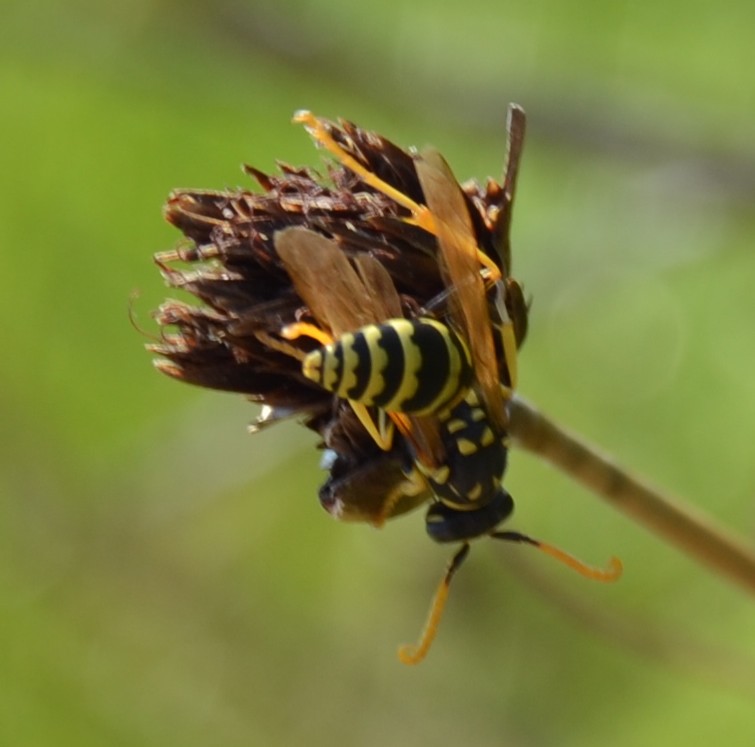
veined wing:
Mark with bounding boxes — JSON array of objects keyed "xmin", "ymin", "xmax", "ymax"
[
  {"xmin": 415, "ymin": 151, "xmax": 507, "ymax": 434},
  {"xmin": 275, "ymin": 226, "xmax": 444, "ymax": 467}
]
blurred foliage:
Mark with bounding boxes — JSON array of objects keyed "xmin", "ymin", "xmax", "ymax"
[{"xmin": 1, "ymin": 0, "xmax": 754, "ymax": 745}]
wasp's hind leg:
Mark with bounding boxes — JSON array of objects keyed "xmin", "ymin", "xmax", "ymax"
[{"xmin": 294, "ymin": 111, "xmax": 501, "ymax": 284}]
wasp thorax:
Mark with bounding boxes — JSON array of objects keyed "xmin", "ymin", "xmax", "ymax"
[
  {"xmin": 419, "ymin": 392, "xmax": 508, "ymax": 512},
  {"xmin": 302, "ymin": 318, "xmax": 472, "ymax": 415}
]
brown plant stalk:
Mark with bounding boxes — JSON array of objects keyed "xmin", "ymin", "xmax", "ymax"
[{"xmin": 508, "ymin": 395, "xmax": 755, "ymax": 594}]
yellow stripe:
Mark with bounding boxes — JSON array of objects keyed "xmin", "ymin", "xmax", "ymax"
[
  {"xmin": 337, "ymin": 333, "xmax": 359, "ymax": 396},
  {"xmin": 419, "ymin": 319, "xmax": 468, "ymax": 414},
  {"xmin": 302, "ymin": 350, "xmax": 323, "ymax": 385},
  {"xmin": 321, "ymin": 343, "xmax": 340, "ymax": 392},
  {"xmin": 384, "ymin": 319, "xmax": 421, "ymax": 410},
  {"xmin": 360, "ymin": 325, "xmax": 391, "ymax": 405}
]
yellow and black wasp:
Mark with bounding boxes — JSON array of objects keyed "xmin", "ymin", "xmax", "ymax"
[{"xmin": 274, "ymin": 106, "xmax": 621, "ymax": 664}]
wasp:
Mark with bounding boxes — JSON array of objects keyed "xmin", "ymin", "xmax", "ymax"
[{"xmin": 275, "ymin": 107, "xmax": 621, "ymax": 664}]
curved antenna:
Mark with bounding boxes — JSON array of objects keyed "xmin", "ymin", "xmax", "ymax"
[
  {"xmin": 398, "ymin": 543, "xmax": 471, "ymax": 665},
  {"xmin": 491, "ymin": 530, "xmax": 623, "ymax": 582}
]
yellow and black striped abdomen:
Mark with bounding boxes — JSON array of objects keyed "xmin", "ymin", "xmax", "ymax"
[{"xmin": 303, "ymin": 318, "xmax": 472, "ymax": 415}]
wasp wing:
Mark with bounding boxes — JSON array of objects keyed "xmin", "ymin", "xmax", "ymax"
[
  {"xmin": 275, "ymin": 226, "xmax": 444, "ymax": 467},
  {"xmin": 353, "ymin": 253, "xmax": 403, "ymax": 320},
  {"xmin": 415, "ymin": 150, "xmax": 506, "ymax": 434},
  {"xmin": 275, "ymin": 227, "xmax": 378, "ymax": 337}
]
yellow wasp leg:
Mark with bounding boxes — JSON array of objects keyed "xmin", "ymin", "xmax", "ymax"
[
  {"xmin": 398, "ymin": 542, "xmax": 470, "ymax": 665},
  {"xmin": 500, "ymin": 321, "xmax": 518, "ymax": 392},
  {"xmin": 475, "ymin": 250, "xmax": 502, "ymax": 287},
  {"xmin": 492, "ymin": 282, "xmax": 519, "ymax": 393},
  {"xmin": 348, "ymin": 401, "xmax": 395, "ymax": 452},
  {"xmin": 503, "ymin": 326, "xmax": 518, "ymax": 390},
  {"xmin": 293, "ymin": 110, "xmax": 501, "ymax": 285},
  {"xmin": 294, "ymin": 110, "xmax": 427, "ymax": 218},
  {"xmin": 281, "ymin": 321, "xmax": 333, "ymax": 347}
]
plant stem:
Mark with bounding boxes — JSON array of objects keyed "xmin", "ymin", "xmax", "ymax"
[{"xmin": 507, "ymin": 395, "xmax": 755, "ymax": 595}]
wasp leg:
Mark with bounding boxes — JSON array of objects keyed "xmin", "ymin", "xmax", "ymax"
[
  {"xmin": 294, "ymin": 110, "xmax": 501, "ymax": 285},
  {"xmin": 347, "ymin": 401, "xmax": 396, "ymax": 452},
  {"xmin": 281, "ymin": 321, "xmax": 333, "ymax": 347},
  {"xmin": 491, "ymin": 281, "xmax": 519, "ymax": 392},
  {"xmin": 491, "ymin": 530, "xmax": 623, "ymax": 582},
  {"xmin": 501, "ymin": 321, "xmax": 518, "ymax": 391},
  {"xmin": 398, "ymin": 542, "xmax": 471, "ymax": 665},
  {"xmin": 294, "ymin": 110, "xmax": 429, "ymax": 220}
]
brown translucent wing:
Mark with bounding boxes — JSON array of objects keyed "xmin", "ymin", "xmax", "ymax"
[
  {"xmin": 415, "ymin": 150, "xmax": 506, "ymax": 434},
  {"xmin": 275, "ymin": 226, "xmax": 378, "ymax": 337},
  {"xmin": 353, "ymin": 253, "xmax": 403, "ymax": 320},
  {"xmin": 275, "ymin": 226, "xmax": 443, "ymax": 466}
]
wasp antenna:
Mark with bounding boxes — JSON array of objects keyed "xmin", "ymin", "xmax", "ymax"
[
  {"xmin": 398, "ymin": 542, "xmax": 471, "ymax": 665},
  {"xmin": 491, "ymin": 530, "xmax": 623, "ymax": 582}
]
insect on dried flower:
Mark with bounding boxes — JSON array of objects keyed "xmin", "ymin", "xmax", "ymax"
[{"xmin": 148, "ymin": 105, "xmax": 621, "ymax": 664}]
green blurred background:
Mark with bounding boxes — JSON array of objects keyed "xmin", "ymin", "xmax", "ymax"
[{"xmin": 2, "ymin": 0, "xmax": 754, "ymax": 744}]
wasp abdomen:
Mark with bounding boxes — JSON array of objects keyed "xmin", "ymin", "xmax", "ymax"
[{"xmin": 303, "ymin": 318, "xmax": 471, "ymax": 415}]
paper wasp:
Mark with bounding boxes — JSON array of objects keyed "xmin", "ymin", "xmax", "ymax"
[{"xmin": 273, "ymin": 107, "xmax": 621, "ymax": 664}]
